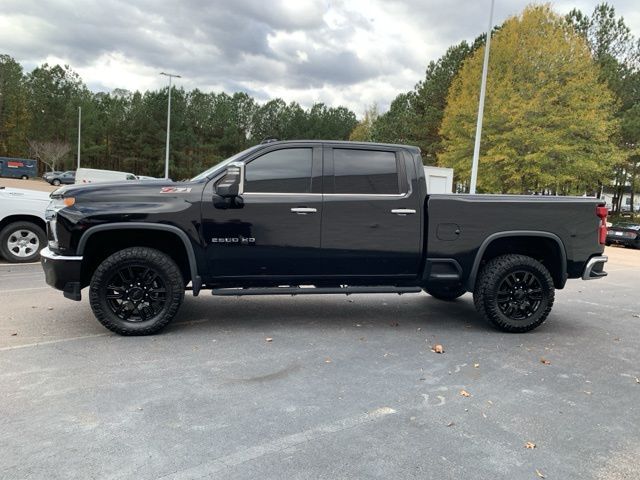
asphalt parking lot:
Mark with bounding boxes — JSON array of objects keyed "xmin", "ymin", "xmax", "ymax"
[{"xmin": 1, "ymin": 248, "xmax": 638, "ymax": 480}]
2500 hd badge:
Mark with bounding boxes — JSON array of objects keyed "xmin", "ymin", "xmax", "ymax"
[{"xmin": 40, "ymin": 140, "xmax": 608, "ymax": 336}]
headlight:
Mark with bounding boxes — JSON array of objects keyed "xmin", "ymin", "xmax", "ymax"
[{"xmin": 45, "ymin": 197, "xmax": 75, "ymax": 220}]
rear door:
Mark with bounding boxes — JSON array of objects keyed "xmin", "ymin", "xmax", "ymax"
[{"xmin": 320, "ymin": 146, "xmax": 422, "ymax": 277}]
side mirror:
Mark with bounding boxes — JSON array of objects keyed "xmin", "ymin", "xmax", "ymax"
[{"xmin": 215, "ymin": 163, "xmax": 243, "ymax": 198}]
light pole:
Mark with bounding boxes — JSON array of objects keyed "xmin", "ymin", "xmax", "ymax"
[
  {"xmin": 469, "ymin": 0, "xmax": 495, "ymax": 194},
  {"xmin": 160, "ymin": 72, "xmax": 181, "ymax": 180},
  {"xmin": 77, "ymin": 106, "xmax": 81, "ymax": 169}
]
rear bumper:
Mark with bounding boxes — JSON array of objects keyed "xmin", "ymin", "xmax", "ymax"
[
  {"xmin": 40, "ymin": 247, "xmax": 83, "ymax": 300},
  {"xmin": 581, "ymin": 255, "xmax": 608, "ymax": 280}
]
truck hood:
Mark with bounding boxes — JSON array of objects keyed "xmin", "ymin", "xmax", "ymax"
[
  {"xmin": 51, "ymin": 180, "xmax": 205, "ymax": 203},
  {"xmin": 0, "ymin": 187, "xmax": 51, "ymax": 202}
]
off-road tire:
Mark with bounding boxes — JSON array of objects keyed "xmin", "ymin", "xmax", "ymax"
[
  {"xmin": 89, "ymin": 247, "xmax": 184, "ymax": 335},
  {"xmin": 424, "ymin": 284, "xmax": 467, "ymax": 301},
  {"xmin": 0, "ymin": 221, "xmax": 46, "ymax": 263},
  {"xmin": 473, "ymin": 254, "xmax": 554, "ymax": 333}
]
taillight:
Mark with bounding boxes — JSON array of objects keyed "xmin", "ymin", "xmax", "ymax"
[{"xmin": 596, "ymin": 205, "xmax": 607, "ymax": 245}]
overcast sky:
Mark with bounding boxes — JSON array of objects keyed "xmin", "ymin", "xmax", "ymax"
[{"xmin": 1, "ymin": 1, "xmax": 638, "ymax": 115}]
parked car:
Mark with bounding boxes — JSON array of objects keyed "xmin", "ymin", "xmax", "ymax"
[
  {"xmin": 606, "ymin": 222, "xmax": 640, "ymax": 248},
  {"xmin": 75, "ymin": 168, "xmax": 137, "ymax": 184},
  {"xmin": 41, "ymin": 140, "xmax": 609, "ymax": 336},
  {"xmin": 44, "ymin": 170, "xmax": 75, "ymax": 186},
  {"xmin": 0, "ymin": 187, "xmax": 49, "ymax": 263},
  {"xmin": 0, "ymin": 157, "xmax": 38, "ymax": 180}
]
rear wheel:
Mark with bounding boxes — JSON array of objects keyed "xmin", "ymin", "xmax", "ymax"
[
  {"xmin": 424, "ymin": 284, "xmax": 466, "ymax": 301},
  {"xmin": 89, "ymin": 247, "xmax": 184, "ymax": 335},
  {"xmin": 473, "ymin": 254, "xmax": 554, "ymax": 333},
  {"xmin": 0, "ymin": 221, "xmax": 46, "ymax": 263},
  {"xmin": 20, "ymin": 175, "xmax": 28, "ymax": 180}
]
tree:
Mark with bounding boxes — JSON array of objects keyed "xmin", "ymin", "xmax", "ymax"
[
  {"xmin": 0, "ymin": 55, "xmax": 30, "ymax": 157},
  {"xmin": 28, "ymin": 140, "xmax": 71, "ymax": 172},
  {"xmin": 439, "ymin": 5, "xmax": 619, "ymax": 194},
  {"xmin": 568, "ymin": 3, "xmax": 640, "ymax": 213},
  {"xmin": 349, "ymin": 104, "xmax": 379, "ymax": 142}
]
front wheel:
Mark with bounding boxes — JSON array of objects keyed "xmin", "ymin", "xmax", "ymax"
[
  {"xmin": 0, "ymin": 221, "xmax": 46, "ymax": 263},
  {"xmin": 473, "ymin": 254, "xmax": 554, "ymax": 333},
  {"xmin": 51, "ymin": 179, "xmax": 61, "ymax": 186},
  {"xmin": 89, "ymin": 247, "xmax": 185, "ymax": 335}
]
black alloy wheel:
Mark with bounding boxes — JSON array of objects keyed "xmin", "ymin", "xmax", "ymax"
[
  {"xmin": 105, "ymin": 265, "xmax": 167, "ymax": 322},
  {"xmin": 495, "ymin": 270, "xmax": 543, "ymax": 320},
  {"xmin": 473, "ymin": 254, "xmax": 554, "ymax": 333},
  {"xmin": 89, "ymin": 247, "xmax": 184, "ymax": 335}
]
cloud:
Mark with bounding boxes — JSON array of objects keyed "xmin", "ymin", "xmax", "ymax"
[{"xmin": 1, "ymin": 0, "xmax": 639, "ymax": 116}]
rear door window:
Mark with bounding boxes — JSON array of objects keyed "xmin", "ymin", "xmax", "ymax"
[{"xmin": 333, "ymin": 149, "xmax": 401, "ymax": 195}]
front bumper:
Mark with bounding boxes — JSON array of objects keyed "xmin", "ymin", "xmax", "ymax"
[
  {"xmin": 40, "ymin": 247, "xmax": 83, "ymax": 300},
  {"xmin": 581, "ymin": 255, "xmax": 608, "ymax": 280}
]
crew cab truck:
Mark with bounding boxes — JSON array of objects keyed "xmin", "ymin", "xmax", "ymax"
[{"xmin": 40, "ymin": 140, "xmax": 609, "ymax": 335}]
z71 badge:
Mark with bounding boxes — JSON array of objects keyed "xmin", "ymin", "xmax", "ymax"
[
  {"xmin": 212, "ymin": 237, "xmax": 255, "ymax": 244},
  {"xmin": 160, "ymin": 187, "xmax": 192, "ymax": 193}
]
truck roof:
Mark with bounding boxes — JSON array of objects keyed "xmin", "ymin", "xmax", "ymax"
[{"xmin": 257, "ymin": 140, "xmax": 421, "ymax": 153}]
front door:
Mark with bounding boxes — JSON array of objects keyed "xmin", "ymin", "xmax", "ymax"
[
  {"xmin": 202, "ymin": 145, "xmax": 324, "ymax": 279},
  {"xmin": 320, "ymin": 146, "xmax": 422, "ymax": 277}
]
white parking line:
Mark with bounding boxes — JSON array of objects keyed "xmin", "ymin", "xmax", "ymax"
[
  {"xmin": 156, "ymin": 406, "xmax": 397, "ymax": 479},
  {"xmin": 0, "ymin": 287, "xmax": 50, "ymax": 294},
  {"xmin": 0, "ymin": 262, "xmax": 40, "ymax": 267},
  {"xmin": 0, "ymin": 333, "xmax": 111, "ymax": 351}
]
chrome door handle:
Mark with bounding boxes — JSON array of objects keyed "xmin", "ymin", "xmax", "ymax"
[
  {"xmin": 291, "ymin": 207, "xmax": 317, "ymax": 214},
  {"xmin": 391, "ymin": 209, "xmax": 416, "ymax": 215}
]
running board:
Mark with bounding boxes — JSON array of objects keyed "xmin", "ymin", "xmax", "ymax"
[{"xmin": 210, "ymin": 286, "xmax": 423, "ymax": 296}]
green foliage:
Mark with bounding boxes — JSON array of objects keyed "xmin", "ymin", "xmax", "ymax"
[
  {"xmin": 439, "ymin": 5, "xmax": 620, "ymax": 194},
  {"xmin": 0, "ymin": 56, "xmax": 358, "ymax": 178},
  {"xmin": 567, "ymin": 3, "xmax": 640, "ymax": 210}
]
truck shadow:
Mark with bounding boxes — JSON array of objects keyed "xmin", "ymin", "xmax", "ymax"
[{"xmin": 169, "ymin": 292, "xmax": 492, "ymax": 333}]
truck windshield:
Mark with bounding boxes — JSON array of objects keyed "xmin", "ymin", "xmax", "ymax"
[{"xmin": 191, "ymin": 145, "xmax": 262, "ymax": 182}]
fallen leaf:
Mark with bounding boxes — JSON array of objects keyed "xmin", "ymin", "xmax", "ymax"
[
  {"xmin": 464, "ymin": 325, "xmax": 472, "ymax": 328},
  {"xmin": 525, "ymin": 442, "xmax": 536, "ymax": 449},
  {"xmin": 582, "ymin": 390, "xmax": 592, "ymax": 395},
  {"xmin": 431, "ymin": 344, "xmax": 444, "ymax": 354},
  {"xmin": 265, "ymin": 337, "xmax": 273, "ymax": 342},
  {"xmin": 11, "ymin": 332, "xmax": 18, "ymax": 336},
  {"xmin": 324, "ymin": 358, "xmax": 332, "ymax": 363},
  {"xmin": 487, "ymin": 400, "xmax": 493, "ymax": 405},
  {"xmin": 474, "ymin": 363, "xmax": 480, "ymax": 368},
  {"xmin": 482, "ymin": 412, "xmax": 487, "ymax": 418},
  {"xmin": 535, "ymin": 469, "xmax": 546, "ymax": 478},
  {"xmin": 613, "ymin": 337, "xmax": 621, "ymax": 342},
  {"xmin": 390, "ymin": 322, "xmax": 399, "ymax": 327},
  {"xmin": 446, "ymin": 421, "xmax": 455, "ymax": 427},
  {"xmin": 460, "ymin": 389, "xmax": 471, "ymax": 397},
  {"xmin": 47, "ymin": 306, "xmax": 53, "ymax": 311},
  {"xmin": 635, "ymin": 377, "xmax": 639, "ymax": 384},
  {"xmin": 540, "ymin": 358, "xmax": 551, "ymax": 365},
  {"xmin": 633, "ymin": 314, "xmax": 640, "ymax": 318}
]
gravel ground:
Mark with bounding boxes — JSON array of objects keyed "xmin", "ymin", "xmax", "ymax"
[{"xmin": 0, "ymin": 246, "xmax": 638, "ymax": 480}]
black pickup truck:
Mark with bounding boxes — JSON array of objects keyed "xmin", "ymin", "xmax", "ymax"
[{"xmin": 40, "ymin": 140, "xmax": 609, "ymax": 335}]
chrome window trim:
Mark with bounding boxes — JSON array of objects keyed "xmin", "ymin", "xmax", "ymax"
[{"xmin": 240, "ymin": 192, "xmax": 410, "ymax": 198}]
